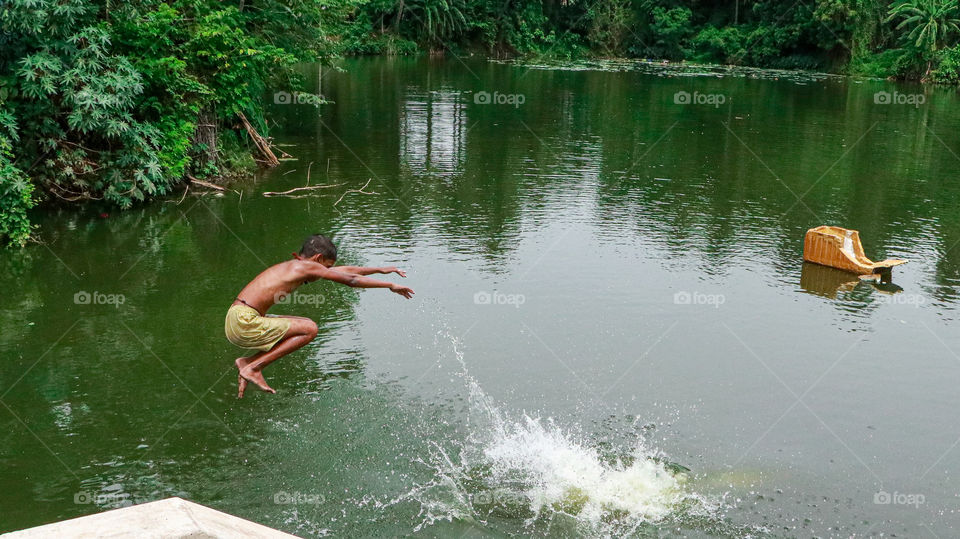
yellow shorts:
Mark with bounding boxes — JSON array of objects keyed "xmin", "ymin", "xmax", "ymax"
[{"xmin": 224, "ymin": 304, "xmax": 292, "ymax": 352}]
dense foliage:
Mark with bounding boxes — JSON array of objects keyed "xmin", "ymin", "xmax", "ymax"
[
  {"xmin": 3, "ymin": 0, "xmax": 960, "ymax": 245},
  {"xmin": 339, "ymin": 0, "xmax": 955, "ymax": 73},
  {"xmin": 0, "ymin": 0, "xmax": 337, "ymax": 245},
  {"xmin": 347, "ymin": 0, "xmax": 960, "ymax": 75}
]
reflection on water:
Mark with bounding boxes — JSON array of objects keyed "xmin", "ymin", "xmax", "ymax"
[
  {"xmin": 400, "ymin": 89, "xmax": 467, "ymax": 177},
  {"xmin": 497, "ymin": 58, "xmax": 846, "ymax": 84},
  {"xmin": 799, "ymin": 262, "xmax": 863, "ymax": 299},
  {"xmin": 798, "ymin": 262, "xmax": 916, "ymax": 324},
  {"xmin": 870, "ymin": 280, "xmax": 905, "ymax": 295},
  {"xmin": 281, "ymin": 57, "xmax": 960, "ymax": 308}
]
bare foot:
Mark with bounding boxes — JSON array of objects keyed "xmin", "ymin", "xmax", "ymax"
[
  {"xmin": 235, "ymin": 357, "xmax": 276, "ymax": 396},
  {"xmin": 235, "ymin": 358, "xmax": 250, "ymax": 398}
]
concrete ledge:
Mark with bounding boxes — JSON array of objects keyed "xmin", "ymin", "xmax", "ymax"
[{"xmin": 2, "ymin": 497, "xmax": 299, "ymax": 538}]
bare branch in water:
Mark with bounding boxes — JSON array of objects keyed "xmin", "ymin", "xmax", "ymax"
[
  {"xmin": 187, "ymin": 176, "xmax": 226, "ymax": 191},
  {"xmin": 334, "ymin": 179, "xmax": 378, "ymax": 206},
  {"xmin": 263, "ymin": 183, "xmax": 345, "ymax": 197}
]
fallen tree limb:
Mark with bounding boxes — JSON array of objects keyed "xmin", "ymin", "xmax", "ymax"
[
  {"xmin": 178, "ymin": 184, "xmax": 190, "ymax": 205},
  {"xmin": 263, "ymin": 183, "xmax": 344, "ymax": 197},
  {"xmin": 238, "ymin": 112, "xmax": 280, "ymax": 166},
  {"xmin": 334, "ymin": 178, "xmax": 377, "ymax": 206},
  {"xmin": 187, "ymin": 175, "xmax": 226, "ymax": 191}
]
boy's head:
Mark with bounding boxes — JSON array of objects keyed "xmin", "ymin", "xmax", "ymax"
[{"xmin": 298, "ymin": 234, "xmax": 337, "ymax": 266}]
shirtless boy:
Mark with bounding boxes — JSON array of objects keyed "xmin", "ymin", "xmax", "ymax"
[{"xmin": 225, "ymin": 234, "xmax": 414, "ymax": 398}]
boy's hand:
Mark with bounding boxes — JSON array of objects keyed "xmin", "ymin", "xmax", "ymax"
[
  {"xmin": 384, "ymin": 267, "xmax": 407, "ymax": 277},
  {"xmin": 390, "ymin": 283, "xmax": 415, "ymax": 298}
]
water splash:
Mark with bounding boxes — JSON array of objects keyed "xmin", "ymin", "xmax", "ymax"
[
  {"xmin": 384, "ymin": 312, "xmax": 730, "ymax": 537},
  {"xmin": 481, "ymin": 416, "xmax": 685, "ymax": 523}
]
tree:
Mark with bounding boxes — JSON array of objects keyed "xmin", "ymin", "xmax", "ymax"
[
  {"xmin": 0, "ymin": 0, "xmax": 342, "ymax": 245},
  {"xmin": 886, "ymin": 0, "xmax": 960, "ymax": 76}
]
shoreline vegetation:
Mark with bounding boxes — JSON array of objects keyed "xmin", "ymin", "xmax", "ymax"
[{"xmin": 3, "ymin": 0, "xmax": 960, "ymax": 246}]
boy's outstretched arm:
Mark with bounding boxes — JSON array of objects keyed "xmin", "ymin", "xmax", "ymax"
[
  {"xmin": 291, "ymin": 254, "xmax": 405, "ymax": 277},
  {"xmin": 333, "ymin": 265, "xmax": 406, "ymax": 277},
  {"xmin": 311, "ymin": 265, "xmax": 414, "ymax": 298}
]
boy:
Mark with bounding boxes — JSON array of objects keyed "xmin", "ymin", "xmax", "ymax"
[{"xmin": 225, "ymin": 234, "xmax": 414, "ymax": 398}]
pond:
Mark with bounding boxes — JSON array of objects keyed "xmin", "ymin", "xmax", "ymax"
[{"xmin": 2, "ymin": 57, "xmax": 960, "ymax": 537}]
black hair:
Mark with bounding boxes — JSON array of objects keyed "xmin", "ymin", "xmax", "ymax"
[{"xmin": 299, "ymin": 234, "xmax": 337, "ymax": 260}]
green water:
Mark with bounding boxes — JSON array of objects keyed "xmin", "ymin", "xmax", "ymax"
[{"xmin": 3, "ymin": 57, "xmax": 960, "ymax": 537}]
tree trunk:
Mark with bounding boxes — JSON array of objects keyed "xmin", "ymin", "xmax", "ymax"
[{"xmin": 193, "ymin": 109, "xmax": 219, "ymax": 169}]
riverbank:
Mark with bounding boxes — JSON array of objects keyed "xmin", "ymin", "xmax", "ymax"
[
  {"xmin": 4, "ymin": 51, "xmax": 944, "ymax": 250},
  {"xmin": 4, "ymin": 0, "xmax": 960, "ymax": 248}
]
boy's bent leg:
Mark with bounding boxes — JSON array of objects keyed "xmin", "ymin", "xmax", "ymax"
[
  {"xmin": 236, "ymin": 317, "xmax": 318, "ymax": 397},
  {"xmin": 235, "ymin": 353, "xmax": 265, "ymax": 399}
]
